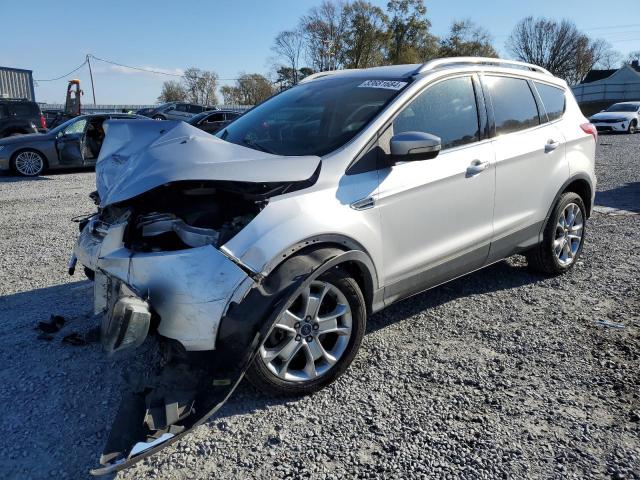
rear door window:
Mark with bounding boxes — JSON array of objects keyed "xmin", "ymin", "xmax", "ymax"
[
  {"xmin": 485, "ymin": 76, "xmax": 540, "ymax": 135},
  {"xmin": 175, "ymin": 104, "xmax": 188, "ymax": 112},
  {"xmin": 393, "ymin": 76, "xmax": 480, "ymax": 150},
  {"xmin": 534, "ymin": 82, "xmax": 566, "ymax": 122}
]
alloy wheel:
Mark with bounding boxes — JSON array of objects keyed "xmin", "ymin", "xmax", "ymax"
[
  {"xmin": 259, "ymin": 280, "xmax": 352, "ymax": 382},
  {"xmin": 554, "ymin": 202, "xmax": 583, "ymax": 266},
  {"xmin": 14, "ymin": 151, "xmax": 44, "ymax": 176}
]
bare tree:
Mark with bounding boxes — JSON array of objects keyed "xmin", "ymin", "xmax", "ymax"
[
  {"xmin": 439, "ymin": 19, "xmax": 497, "ymax": 58},
  {"xmin": 183, "ymin": 67, "xmax": 219, "ymax": 106},
  {"xmin": 506, "ymin": 17, "xmax": 610, "ymax": 84},
  {"xmin": 221, "ymin": 73, "xmax": 275, "ymax": 105},
  {"xmin": 627, "ymin": 50, "xmax": 640, "ymax": 63},
  {"xmin": 272, "ymin": 30, "xmax": 305, "ymax": 85},
  {"xmin": 157, "ymin": 80, "xmax": 187, "ymax": 103},
  {"xmin": 342, "ymin": 0, "xmax": 389, "ymax": 68}
]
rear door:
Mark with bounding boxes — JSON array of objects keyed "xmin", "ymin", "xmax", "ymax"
[{"xmin": 482, "ymin": 74, "xmax": 568, "ymax": 262}]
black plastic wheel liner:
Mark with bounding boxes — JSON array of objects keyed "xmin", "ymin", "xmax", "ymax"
[{"xmin": 90, "ymin": 247, "xmax": 352, "ymax": 476}]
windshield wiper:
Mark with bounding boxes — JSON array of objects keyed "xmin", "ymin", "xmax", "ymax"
[{"xmin": 242, "ymin": 138, "xmax": 276, "ymax": 155}]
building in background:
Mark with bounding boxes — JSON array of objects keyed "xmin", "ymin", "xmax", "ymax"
[
  {"xmin": 571, "ymin": 61, "xmax": 640, "ymax": 116},
  {"xmin": 0, "ymin": 66, "xmax": 35, "ymax": 101}
]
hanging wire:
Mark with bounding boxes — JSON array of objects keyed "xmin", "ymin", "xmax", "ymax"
[
  {"xmin": 34, "ymin": 60, "xmax": 88, "ymax": 82},
  {"xmin": 88, "ymin": 54, "xmax": 240, "ymax": 81}
]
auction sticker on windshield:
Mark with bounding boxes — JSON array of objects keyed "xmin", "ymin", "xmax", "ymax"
[{"xmin": 358, "ymin": 80, "xmax": 407, "ymax": 90}]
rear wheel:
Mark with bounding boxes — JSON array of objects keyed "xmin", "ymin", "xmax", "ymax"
[
  {"xmin": 526, "ymin": 192, "xmax": 586, "ymax": 275},
  {"xmin": 152, "ymin": 115, "xmax": 165, "ymax": 120},
  {"xmin": 12, "ymin": 150, "xmax": 45, "ymax": 176},
  {"xmin": 246, "ymin": 267, "xmax": 366, "ymax": 396}
]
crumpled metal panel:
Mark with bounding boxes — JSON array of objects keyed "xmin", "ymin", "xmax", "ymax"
[
  {"xmin": 96, "ymin": 119, "xmax": 321, "ymax": 207},
  {"xmin": 75, "ymin": 220, "xmax": 252, "ymax": 351}
]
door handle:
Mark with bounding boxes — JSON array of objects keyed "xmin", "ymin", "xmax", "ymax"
[
  {"xmin": 466, "ymin": 160, "xmax": 489, "ymax": 176},
  {"xmin": 545, "ymin": 139, "xmax": 560, "ymax": 153}
]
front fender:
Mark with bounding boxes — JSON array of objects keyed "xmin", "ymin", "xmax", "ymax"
[{"xmin": 91, "ymin": 247, "xmax": 352, "ymax": 476}]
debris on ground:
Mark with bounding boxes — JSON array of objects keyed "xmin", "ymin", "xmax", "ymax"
[
  {"xmin": 36, "ymin": 314, "xmax": 65, "ymax": 334},
  {"xmin": 62, "ymin": 332, "xmax": 88, "ymax": 346},
  {"xmin": 596, "ymin": 319, "xmax": 625, "ymax": 329}
]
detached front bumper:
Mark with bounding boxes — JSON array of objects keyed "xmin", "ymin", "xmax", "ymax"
[{"xmin": 75, "ymin": 216, "xmax": 253, "ymax": 351}]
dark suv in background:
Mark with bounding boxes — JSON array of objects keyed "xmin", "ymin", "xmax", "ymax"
[{"xmin": 0, "ymin": 99, "xmax": 47, "ymax": 138}]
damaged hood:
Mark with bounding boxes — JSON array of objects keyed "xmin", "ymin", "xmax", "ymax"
[{"xmin": 96, "ymin": 119, "xmax": 321, "ymax": 206}]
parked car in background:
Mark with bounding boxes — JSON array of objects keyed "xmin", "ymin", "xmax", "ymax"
[
  {"xmin": 0, "ymin": 113, "xmax": 144, "ymax": 176},
  {"xmin": 142, "ymin": 102, "xmax": 217, "ymax": 121},
  {"xmin": 589, "ymin": 101, "xmax": 640, "ymax": 133},
  {"xmin": 187, "ymin": 109, "xmax": 242, "ymax": 134},
  {"xmin": 0, "ymin": 99, "xmax": 47, "ymax": 138},
  {"xmin": 135, "ymin": 107, "xmax": 156, "ymax": 117},
  {"xmin": 73, "ymin": 57, "xmax": 597, "ymax": 475}
]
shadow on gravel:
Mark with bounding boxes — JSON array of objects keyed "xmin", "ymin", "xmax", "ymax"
[
  {"xmin": 367, "ymin": 259, "xmax": 542, "ymax": 334},
  {"xmin": 0, "ymin": 174, "xmax": 51, "ymax": 183},
  {"xmin": 596, "ymin": 182, "xmax": 640, "ymax": 213},
  {"xmin": 0, "ymin": 259, "xmax": 544, "ymax": 478},
  {"xmin": 0, "ymin": 167, "xmax": 94, "ymax": 182}
]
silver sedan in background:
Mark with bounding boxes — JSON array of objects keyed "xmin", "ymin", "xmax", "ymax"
[{"xmin": 0, "ymin": 113, "xmax": 144, "ymax": 176}]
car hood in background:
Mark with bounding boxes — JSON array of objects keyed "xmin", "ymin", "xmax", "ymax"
[
  {"xmin": 96, "ymin": 119, "xmax": 321, "ymax": 207},
  {"xmin": 590, "ymin": 112, "xmax": 636, "ymax": 121}
]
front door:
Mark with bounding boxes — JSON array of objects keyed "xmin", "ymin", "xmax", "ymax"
[
  {"xmin": 375, "ymin": 75, "xmax": 496, "ymax": 305},
  {"xmin": 56, "ymin": 117, "xmax": 87, "ymax": 166}
]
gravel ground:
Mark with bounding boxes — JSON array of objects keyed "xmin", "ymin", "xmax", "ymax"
[{"xmin": 0, "ymin": 133, "xmax": 638, "ymax": 480}]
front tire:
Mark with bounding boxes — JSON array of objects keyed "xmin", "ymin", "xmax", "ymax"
[
  {"xmin": 12, "ymin": 149, "xmax": 46, "ymax": 176},
  {"xmin": 628, "ymin": 120, "xmax": 637, "ymax": 134},
  {"xmin": 152, "ymin": 115, "xmax": 166, "ymax": 120},
  {"xmin": 526, "ymin": 192, "xmax": 586, "ymax": 275},
  {"xmin": 246, "ymin": 267, "xmax": 366, "ymax": 397}
]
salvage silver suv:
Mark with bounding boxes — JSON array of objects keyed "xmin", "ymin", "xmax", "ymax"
[{"xmin": 72, "ymin": 57, "xmax": 597, "ymax": 475}]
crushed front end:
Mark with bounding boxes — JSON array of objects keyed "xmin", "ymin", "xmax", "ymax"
[{"xmin": 69, "ymin": 119, "xmax": 322, "ymax": 475}]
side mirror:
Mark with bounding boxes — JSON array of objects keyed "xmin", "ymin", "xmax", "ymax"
[{"xmin": 389, "ymin": 131, "xmax": 441, "ymax": 163}]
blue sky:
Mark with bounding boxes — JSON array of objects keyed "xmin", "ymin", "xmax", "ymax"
[{"xmin": 1, "ymin": 0, "xmax": 638, "ymax": 104}]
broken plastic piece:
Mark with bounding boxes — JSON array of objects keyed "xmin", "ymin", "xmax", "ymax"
[
  {"xmin": 62, "ymin": 332, "xmax": 87, "ymax": 346},
  {"xmin": 595, "ymin": 319, "xmax": 625, "ymax": 329},
  {"xmin": 36, "ymin": 315, "xmax": 65, "ymax": 334},
  {"xmin": 129, "ymin": 433, "xmax": 174, "ymax": 458}
]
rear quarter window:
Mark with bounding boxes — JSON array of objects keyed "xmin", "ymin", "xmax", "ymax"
[
  {"xmin": 485, "ymin": 76, "xmax": 540, "ymax": 135},
  {"xmin": 535, "ymin": 82, "xmax": 566, "ymax": 122}
]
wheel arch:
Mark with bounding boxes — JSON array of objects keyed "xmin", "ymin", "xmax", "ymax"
[
  {"xmin": 10, "ymin": 147, "xmax": 50, "ymax": 170},
  {"xmin": 259, "ymin": 236, "xmax": 380, "ymax": 315},
  {"xmin": 562, "ymin": 176, "xmax": 593, "ymax": 217}
]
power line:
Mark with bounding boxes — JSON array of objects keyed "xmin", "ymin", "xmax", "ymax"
[
  {"xmin": 34, "ymin": 60, "xmax": 87, "ymax": 82},
  {"xmin": 88, "ymin": 54, "xmax": 241, "ymax": 81}
]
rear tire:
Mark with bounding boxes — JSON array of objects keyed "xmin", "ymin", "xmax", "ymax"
[
  {"xmin": 152, "ymin": 115, "xmax": 166, "ymax": 120},
  {"xmin": 526, "ymin": 192, "xmax": 586, "ymax": 275},
  {"xmin": 246, "ymin": 267, "xmax": 366, "ymax": 397}
]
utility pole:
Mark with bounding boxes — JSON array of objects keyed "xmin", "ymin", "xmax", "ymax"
[{"xmin": 86, "ymin": 54, "xmax": 97, "ymax": 105}]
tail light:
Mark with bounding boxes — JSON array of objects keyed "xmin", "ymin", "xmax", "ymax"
[
  {"xmin": 40, "ymin": 114, "xmax": 47, "ymax": 129},
  {"xmin": 580, "ymin": 123, "xmax": 597, "ymax": 142}
]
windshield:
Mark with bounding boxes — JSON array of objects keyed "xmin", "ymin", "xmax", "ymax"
[
  {"xmin": 605, "ymin": 103, "xmax": 639, "ymax": 112},
  {"xmin": 48, "ymin": 117, "xmax": 85, "ymax": 135},
  {"xmin": 216, "ymin": 77, "xmax": 408, "ymax": 156}
]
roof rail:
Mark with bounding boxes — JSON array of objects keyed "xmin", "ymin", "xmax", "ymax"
[
  {"xmin": 415, "ymin": 57, "xmax": 551, "ymax": 76},
  {"xmin": 299, "ymin": 70, "xmax": 345, "ymax": 84}
]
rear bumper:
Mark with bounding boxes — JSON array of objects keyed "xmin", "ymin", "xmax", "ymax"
[{"xmin": 75, "ymin": 216, "xmax": 253, "ymax": 351}]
